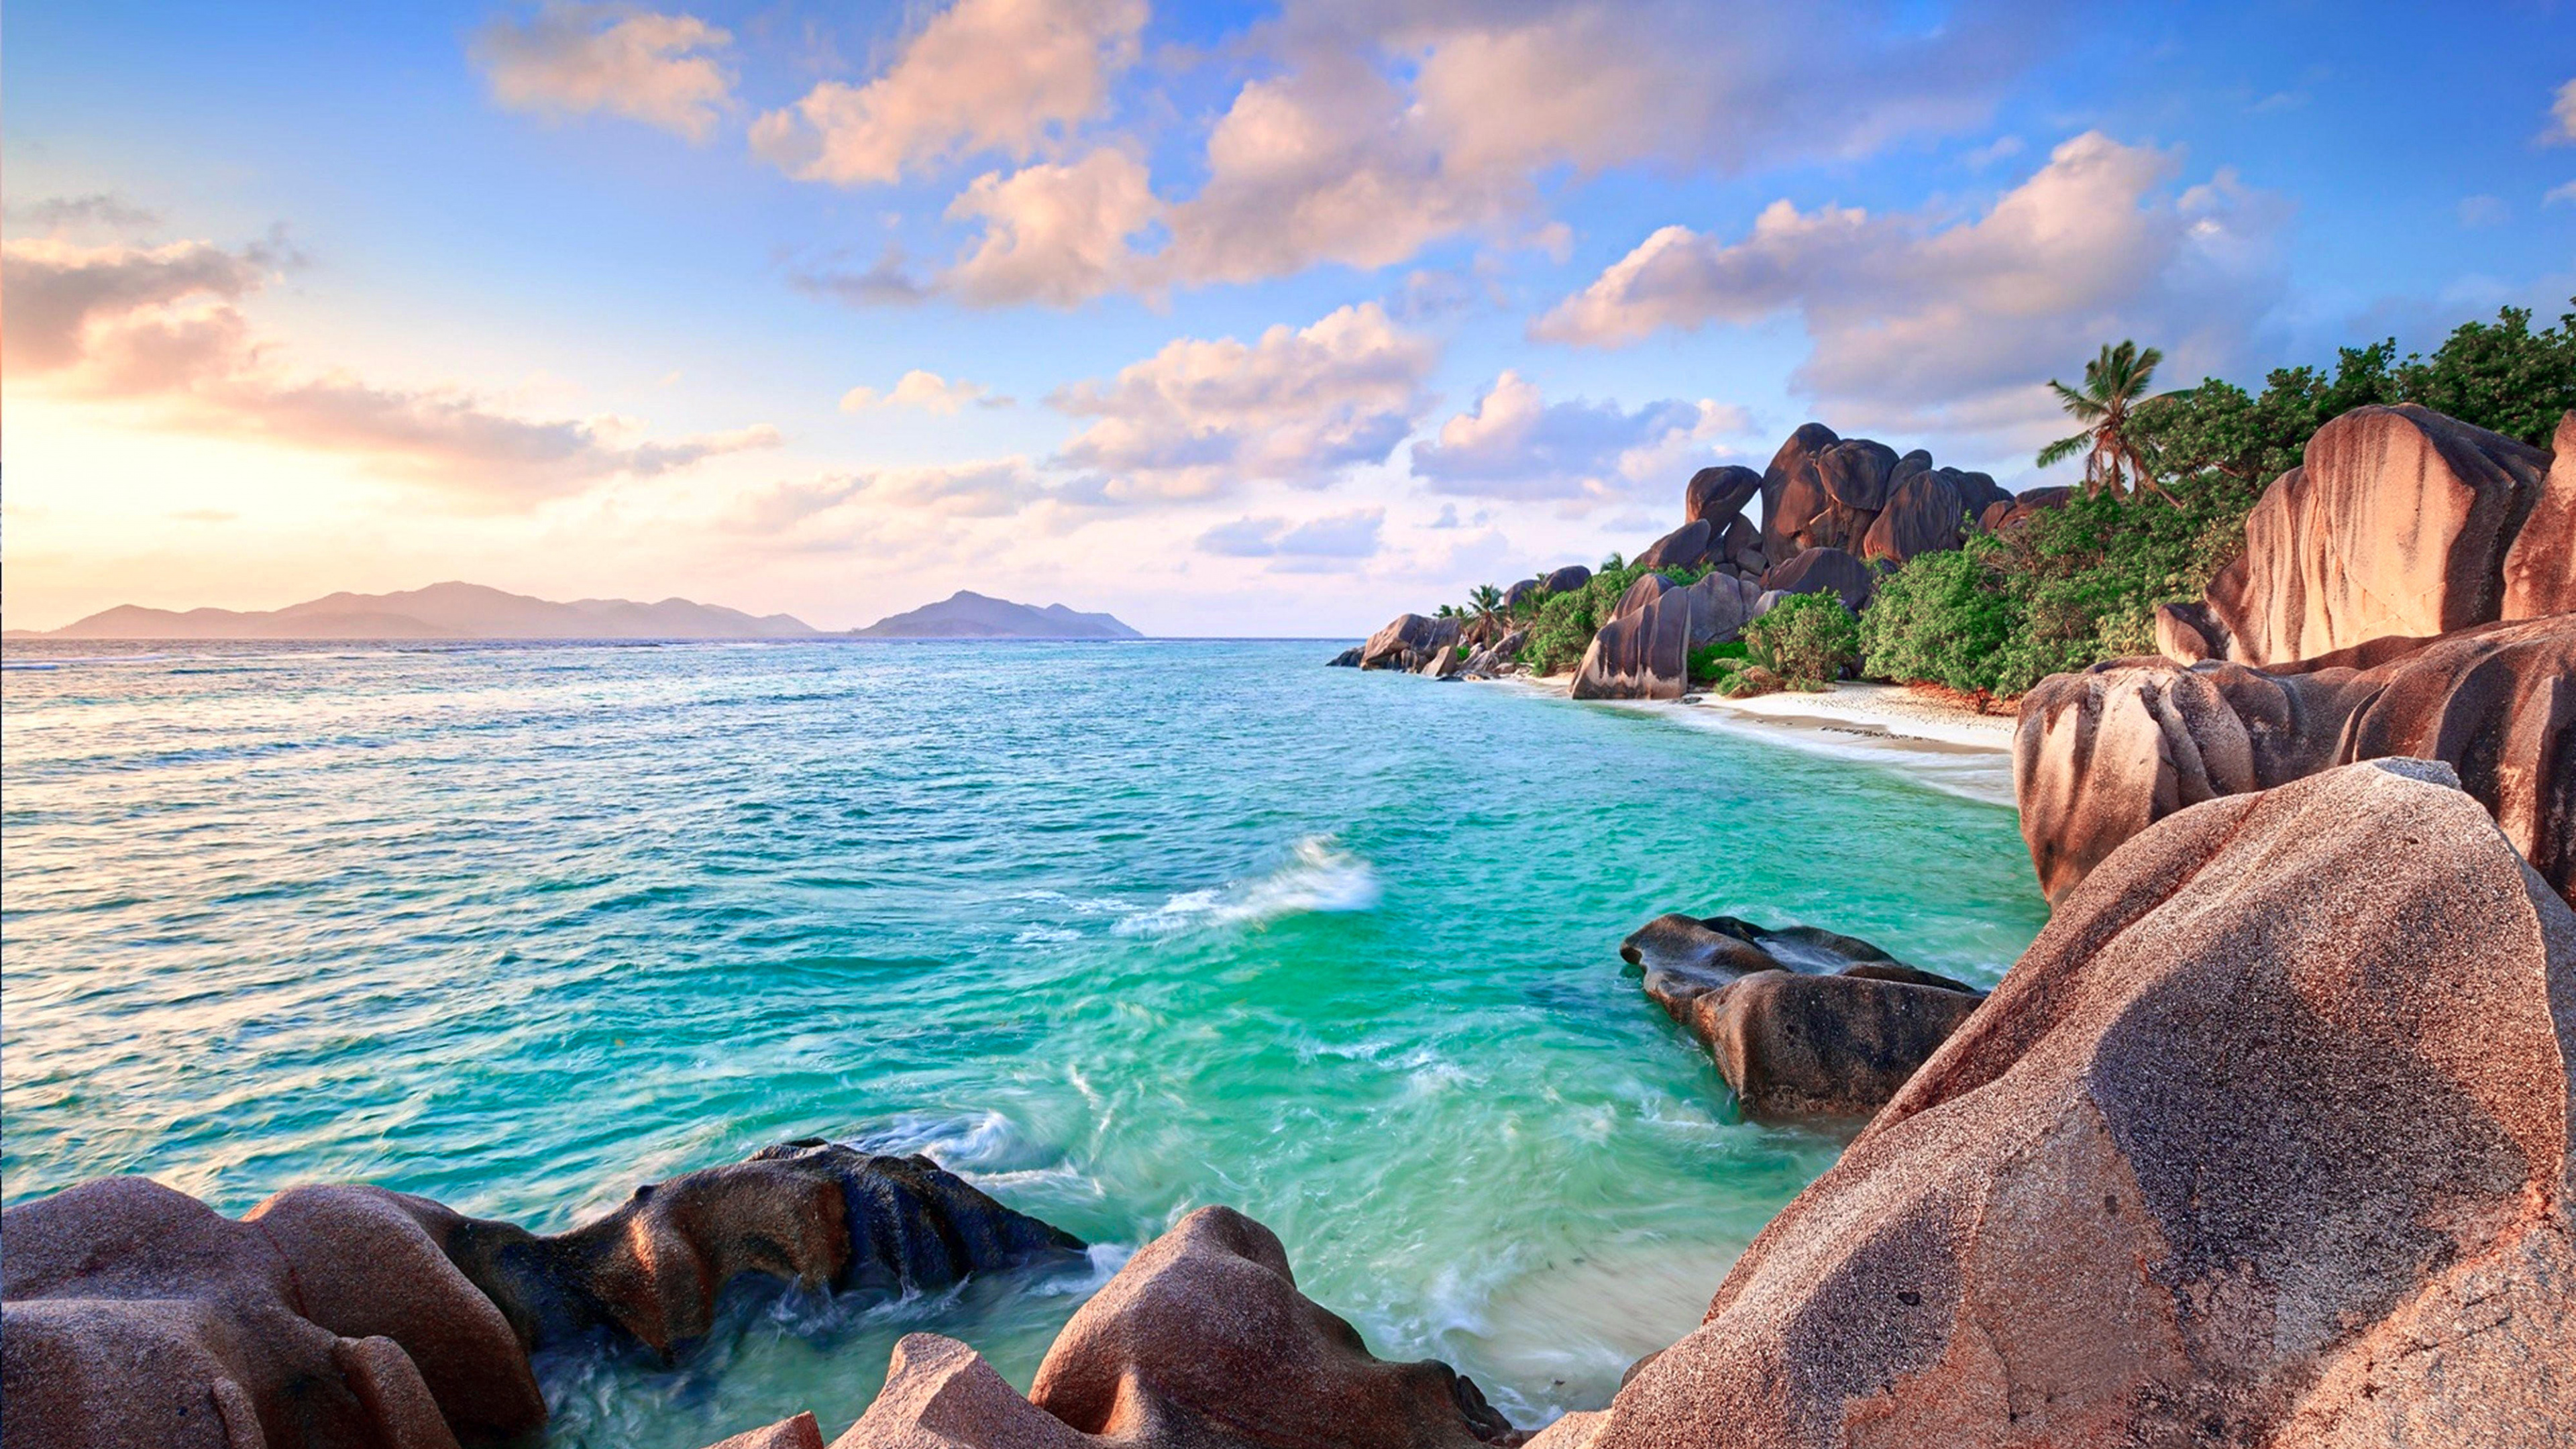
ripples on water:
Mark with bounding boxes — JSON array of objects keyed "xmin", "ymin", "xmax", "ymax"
[{"xmin": 0, "ymin": 639, "xmax": 2050, "ymax": 1444}]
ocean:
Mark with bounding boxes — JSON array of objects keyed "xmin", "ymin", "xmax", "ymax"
[{"xmin": 0, "ymin": 638, "xmax": 2049, "ymax": 1445}]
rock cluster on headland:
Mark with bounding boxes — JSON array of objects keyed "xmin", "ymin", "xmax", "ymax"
[
  {"xmin": 2020, "ymin": 405, "xmax": 2575, "ymax": 907},
  {"xmin": 1, "ymin": 1142, "xmax": 1085, "ymax": 1448}
]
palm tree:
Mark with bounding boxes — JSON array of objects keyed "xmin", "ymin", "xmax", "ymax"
[
  {"xmin": 1466, "ymin": 584, "xmax": 1504, "ymax": 643},
  {"xmin": 2037, "ymin": 341, "xmax": 2171, "ymax": 502}
]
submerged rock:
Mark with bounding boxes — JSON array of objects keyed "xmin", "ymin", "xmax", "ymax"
[
  {"xmin": 1568, "ymin": 757, "xmax": 2576, "ymax": 1448},
  {"xmin": 828, "ymin": 1208, "xmax": 1520, "ymax": 1449},
  {"xmin": 1326, "ymin": 646, "xmax": 1362, "ymax": 667},
  {"xmin": 1621, "ymin": 914, "xmax": 1984, "ymax": 1126},
  {"xmin": 2017, "ymin": 612, "xmax": 2576, "ymax": 906},
  {"xmin": 1, "ymin": 1142, "xmax": 1084, "ymax": 1449}
]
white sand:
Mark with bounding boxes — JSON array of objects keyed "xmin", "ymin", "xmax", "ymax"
[{"xmin": 1495, "ymin": 675, "xmax": 2019, "ymax": 806}]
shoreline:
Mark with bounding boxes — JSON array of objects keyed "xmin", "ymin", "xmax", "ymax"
[{"xmin": 1493, "ymin": 675, "xmax": 2019, "ymax": 807}]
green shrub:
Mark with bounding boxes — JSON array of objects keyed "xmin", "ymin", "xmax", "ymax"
[
  {"xmin": 1686, "ymin": 640, "xmax": 1750, "ymax": 685},
  {"xmin": 1745, "ymin": 593, "xmax": 1860, "ymax": 688},
  {"xmin": 1720, "ymin": 664, "xmax": 1784, "ymax": 698},
  {"xmin": 1858, "ymin": 541, "xmax": 2019, "ymax": 696}
]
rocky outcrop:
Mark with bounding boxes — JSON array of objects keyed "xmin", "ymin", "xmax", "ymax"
[
  {"xmin": 824, "ymin": 1208, "xmax": 1519, "ymax": 1449},
  {"xmin": 1565, "ymin": 757, "xmax": 2576, "ymax": 1449},
  {"xmin": 2166, "ymin": 405, "xmax": 2555, "ymax": 667},
  {"xmin": 1462, "ymin": 629, "xmax": 1526, "ymax": 678},
  {"xmin": 2503, "ymin": 411, "xmax": 2576, "ymax": 620},
  {"xmin": 1360, "ymin": 614, "xmax": 1460, "ymax": 672},
  {"xmin": 1633, "ymin": 517, "xmax": 1722, "ymax": 572},
  {"xmin": 1542, "ymin": 565, "xmax": 1593, "ymax": 596},
  {"xmin": 1571, "ymin": 574, "xmax": 1761, "ymax": 700},
  {"xmin": 1326, "ymin": 646, "xmax": 1362, "ymax": 667},
  {"xmin": 2016, "ymin": 612, "xmax": 2576, "ymax": 906},
  {"xmin": 1760, "ymin": 423, "xmax": 1843, "ymax": 562},
  {"xmin": 1758, "ymin": 547, "xmax": 1876, "ymax": 614},
  {"xmin": 1621, "ymin": 914, "xmax": 1985, "ymax": 1126},
  {"xmin": 1, "ymin": 1143, "xmax": 1083, "ymax": 1449},
  {"xmin": 1859, "ymin": 470, "xmax": 1968, "ymax": 566},
  {"xmin": 1977, "ymin": 484, "xmax": 2072, "ymax": 533},
  {"xmin": 1684, "ymin": 466, "xmax": 1762, "ymax": 527}
]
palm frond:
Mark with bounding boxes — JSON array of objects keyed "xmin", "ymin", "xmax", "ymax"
[{"xmin": 2035, "ymin": 433, "xmax": 2092, "ymax": 469}]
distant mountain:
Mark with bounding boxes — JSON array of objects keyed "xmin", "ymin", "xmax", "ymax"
[
  {"xmin": 34, "ymin": 582, "xmax": 819, "ymax": 640},
  {"xmin": 850, "ymin": 590, "xmax": 1142, "ymax": 639}
]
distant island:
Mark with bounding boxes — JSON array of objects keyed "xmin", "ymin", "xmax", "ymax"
[
  {"xmin": 13, "ymin": 582, "xmax": 1142, "ymax": 641},
  {"xmin": 849, "ymin": 590, "xmax": 1140, "ymax": 639}
]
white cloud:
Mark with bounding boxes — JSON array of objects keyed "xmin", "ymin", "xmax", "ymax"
[
  {"xmin": 3, "ymin": 235, "xmax": 777, "ymax": 502},
  {"xmin": 943, "ymin": 150, "xmax": 1163, "ymax": 305},
  {"xmin": 1048, "ymin": 302, "xmax": 1437, "ymax": 499},
  {"xmin": 2551, "ymin": 78, "xmax": 2576, "ymax": 144},
  {"xmin": 1534, "ymin": 132, "xmax": 2290, "ymax": 431},
  {"xmin": 1150, "ymin": 0, "xmax": 2052, "ymax": 286},
  {"xmin": 1409, "ymin": 370, "xmax": 1743, "ymax": 503},
  {"xmin": 2548, "ymin": 180, "xmax": 2576, "ymax": 208},
  {"xmin": 472, "ymin": 3, "xmax": 735, "ymax": 142},
  {"xmin": 751, "ymin": 0, "xmax": 1145, "ymax": 185},
  {"xmin": 839, "ymin": 369, "xmax": 1012, "ymax": 413},
  {"xmin": 1197, "ymin": 508, "xmax": 1385, "ymax": 564}
]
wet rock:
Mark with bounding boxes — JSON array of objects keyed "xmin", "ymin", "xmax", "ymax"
[
  {"xmin": 2017, "ymin": 613, "xmax": 2576, "ymax": 906},
  {"xmin": 829, "ymin": 1210, "xmax": 1519, "ymax": 1449},
  {"xmin": 2200, "ymin": 405, "xmax": 2551, "ymax": 665},
  {"xmin": 3, "ymin": 1144, "xmax": 1085, "ymax": 1449},
  {"xmin": 1684, "ymin": 466, "xmax": 1763, "ymax": 528},
  {"xmin": 1758, "ymin": 547, "xmax": 1876, "ymax": 614},
  {"xmin": 1858, "ymin": 471, "xmax": 1968, "ymax": 565},
  {"xmin": 1326, "ymin": 646, "xmax": 1362, "ymax": 667},
  {"xmin": 1360, "ymin": 614, "xmax": 1460, "ymax": 672},
  {"xmin": 2502, "ymin": 411, "xmax": 2576, "ymax": 621},
  {"xmin": 1581, "ymin": 757, "xmax": 2576, "ymax": 1448},
  {"xmin": 1622, "ymin": 915, "xmax": 1985, "ymax": 1125}
]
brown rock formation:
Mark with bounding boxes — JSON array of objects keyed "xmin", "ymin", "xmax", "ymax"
[
  {"xmin": 1758, "ymin": 547, "xmax": 1876, "ymax": 614},
  {"xmin": 1858, "ymin": 472, "xmax": 1968, "ymax": 566},
  {"xmin": 1621, "ymin": 914, "xmax": 1984, "ymax": 1126},
  {"xmin": 1540, "ymin": 565, "xmax": 1593, "ymax": 596},
  {"xmin": 1976, "ymin": 484, "xmax": 2072, "ymax": 533},
  {"xmin": 2015, "ymin": 613, "xmax": 2576, "ymax": 906},
  {"xmin": 1568, "ymin": 757, "xmax": 2576, "ymax": 1449},
  {"xmin": 712, "ymin": 1414, "xmax": 827, "ymax": 1449},
  {"xmin": 2, "ymin": 1143, "xmax": 1083, "ymax": 1449},
  {"xmin": 827, "ymin": 1210, "xmax": 1520, "ymax": 1449},
  {"xmin": 1684, "ymin": 466, "xmax": 1762, "ymax": 528},
  {"xmin": 2192, "ymin": 405, "xmax": 2552, "ymax": 665},
  {"xmin": 1760, "ymin": 423, "xmax": 1841, "ymax": 560},
  {"xmin": 1360, "ymin": 614, "xmax": 1461, "ymax": 672},
  {"xmin": 2502, "ymin": 412, "xmax": 2576, "ymax": 620},
  {"xmin": 1572, "ymin": 574, "xmax": 1760, "ymax": 700}
]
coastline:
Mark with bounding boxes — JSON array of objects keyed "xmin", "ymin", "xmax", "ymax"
[{"xmin": 1492, "ymin": 674, "xmax": 2019, "ymax": 808}]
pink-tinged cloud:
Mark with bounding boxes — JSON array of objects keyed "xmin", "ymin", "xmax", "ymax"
[{"xmin": 472, "ymin": 3, "xmax": 735, "ymax": 142}]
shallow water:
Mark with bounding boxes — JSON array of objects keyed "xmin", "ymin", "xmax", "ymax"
[{"xmin": 0, "ymin": 639, "xmax": 2049, "ymax": 1444}]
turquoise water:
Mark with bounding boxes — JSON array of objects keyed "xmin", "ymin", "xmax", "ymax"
[{"xmin": 0, "ymin": 639, "xmax": 2049, "ymax": 1444}]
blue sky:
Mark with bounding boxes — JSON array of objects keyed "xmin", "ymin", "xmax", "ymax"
[{"xmin": 5, "ymin": 0, "xmax": 2571, "ymax": 633}]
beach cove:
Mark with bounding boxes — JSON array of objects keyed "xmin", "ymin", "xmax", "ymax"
[{"xmin": 0, "ymin": 637, "xmax": 2051, "ymax": 1447}]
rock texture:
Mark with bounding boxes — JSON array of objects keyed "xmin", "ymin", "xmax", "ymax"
[
  {"xmin": 1360, "ymin": 614, "xmax": 1461, "ymax": 672},
  {"xmin": 1978, "ymin": 485, "xmax": 2072, "ymax": 533},
  {"xmin": 1566, "ymin": 757, "xmax": 2576, "ymax": 1449},
  {"xmin": 1622, "ymin": 915, "xmax": 1984, "ymax": 1125},
  {"xmin": 2016, "ymin": 612, "xmax": 2576, "ymax": 906},
  {"xmin": 1758, "ymin": 547, "xmax": 1876, "ymax": 614},
  {"xmin": 1572, "ymin": 574, "xmax": 1761, "ymax": 701},
  {"xmin": 1859, "ymin": 471, "xmax": 1968, "ymax": 566},
  {"xmin": 2, "ymin": 1143, "xmax": 1083, "ymax": 1449},
  {"xmin": 1684, "ymin": 466, "xmax": 1763, "ymax": 528},
  {"xmin": 827, "ymin": 1209, "xmax": 1521, "ymax": 1449},
  {"xmin": 2175, "ymin": 405, "xmax": 2555, "ymax": 667},
  {"xmin": 2503, "ymin": 411, "xmax": 2576, "ymax": 621}
]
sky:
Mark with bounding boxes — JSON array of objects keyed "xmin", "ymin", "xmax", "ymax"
[{"xmin": 4, "ymin": 1, "xmax": 2573, "ymax": 635}]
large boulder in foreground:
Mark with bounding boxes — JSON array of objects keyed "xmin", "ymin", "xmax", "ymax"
[
  {"xmin": 2, "ymin": 1143, "xmax": 1084, "ymax": 1449},
  {"xmin": 1621, "ymin": 915, "xmax": 1984, "ymax": 1125},
  {"xmin": 2180, "ymin": 405, "xmax": 2553, "ymax": 666},
  {"xmin": 1360, "ymin": 614, "xmax": 1460, "ymax": 672},
  {"xmin": 830, "ymin": 1208, "xmax": 1520, "ymax": 1449},
  {"xmin": 1572, "ymin": 574, "xmax": 1761, "ymax": 700},
  {"xmin": 1566, "ymin": 758, "xmax": 2576, "ymax": 1448},
  {"xmin": 2016, "ymin": 612, "xmax": 2575, "ymax": 906}
]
